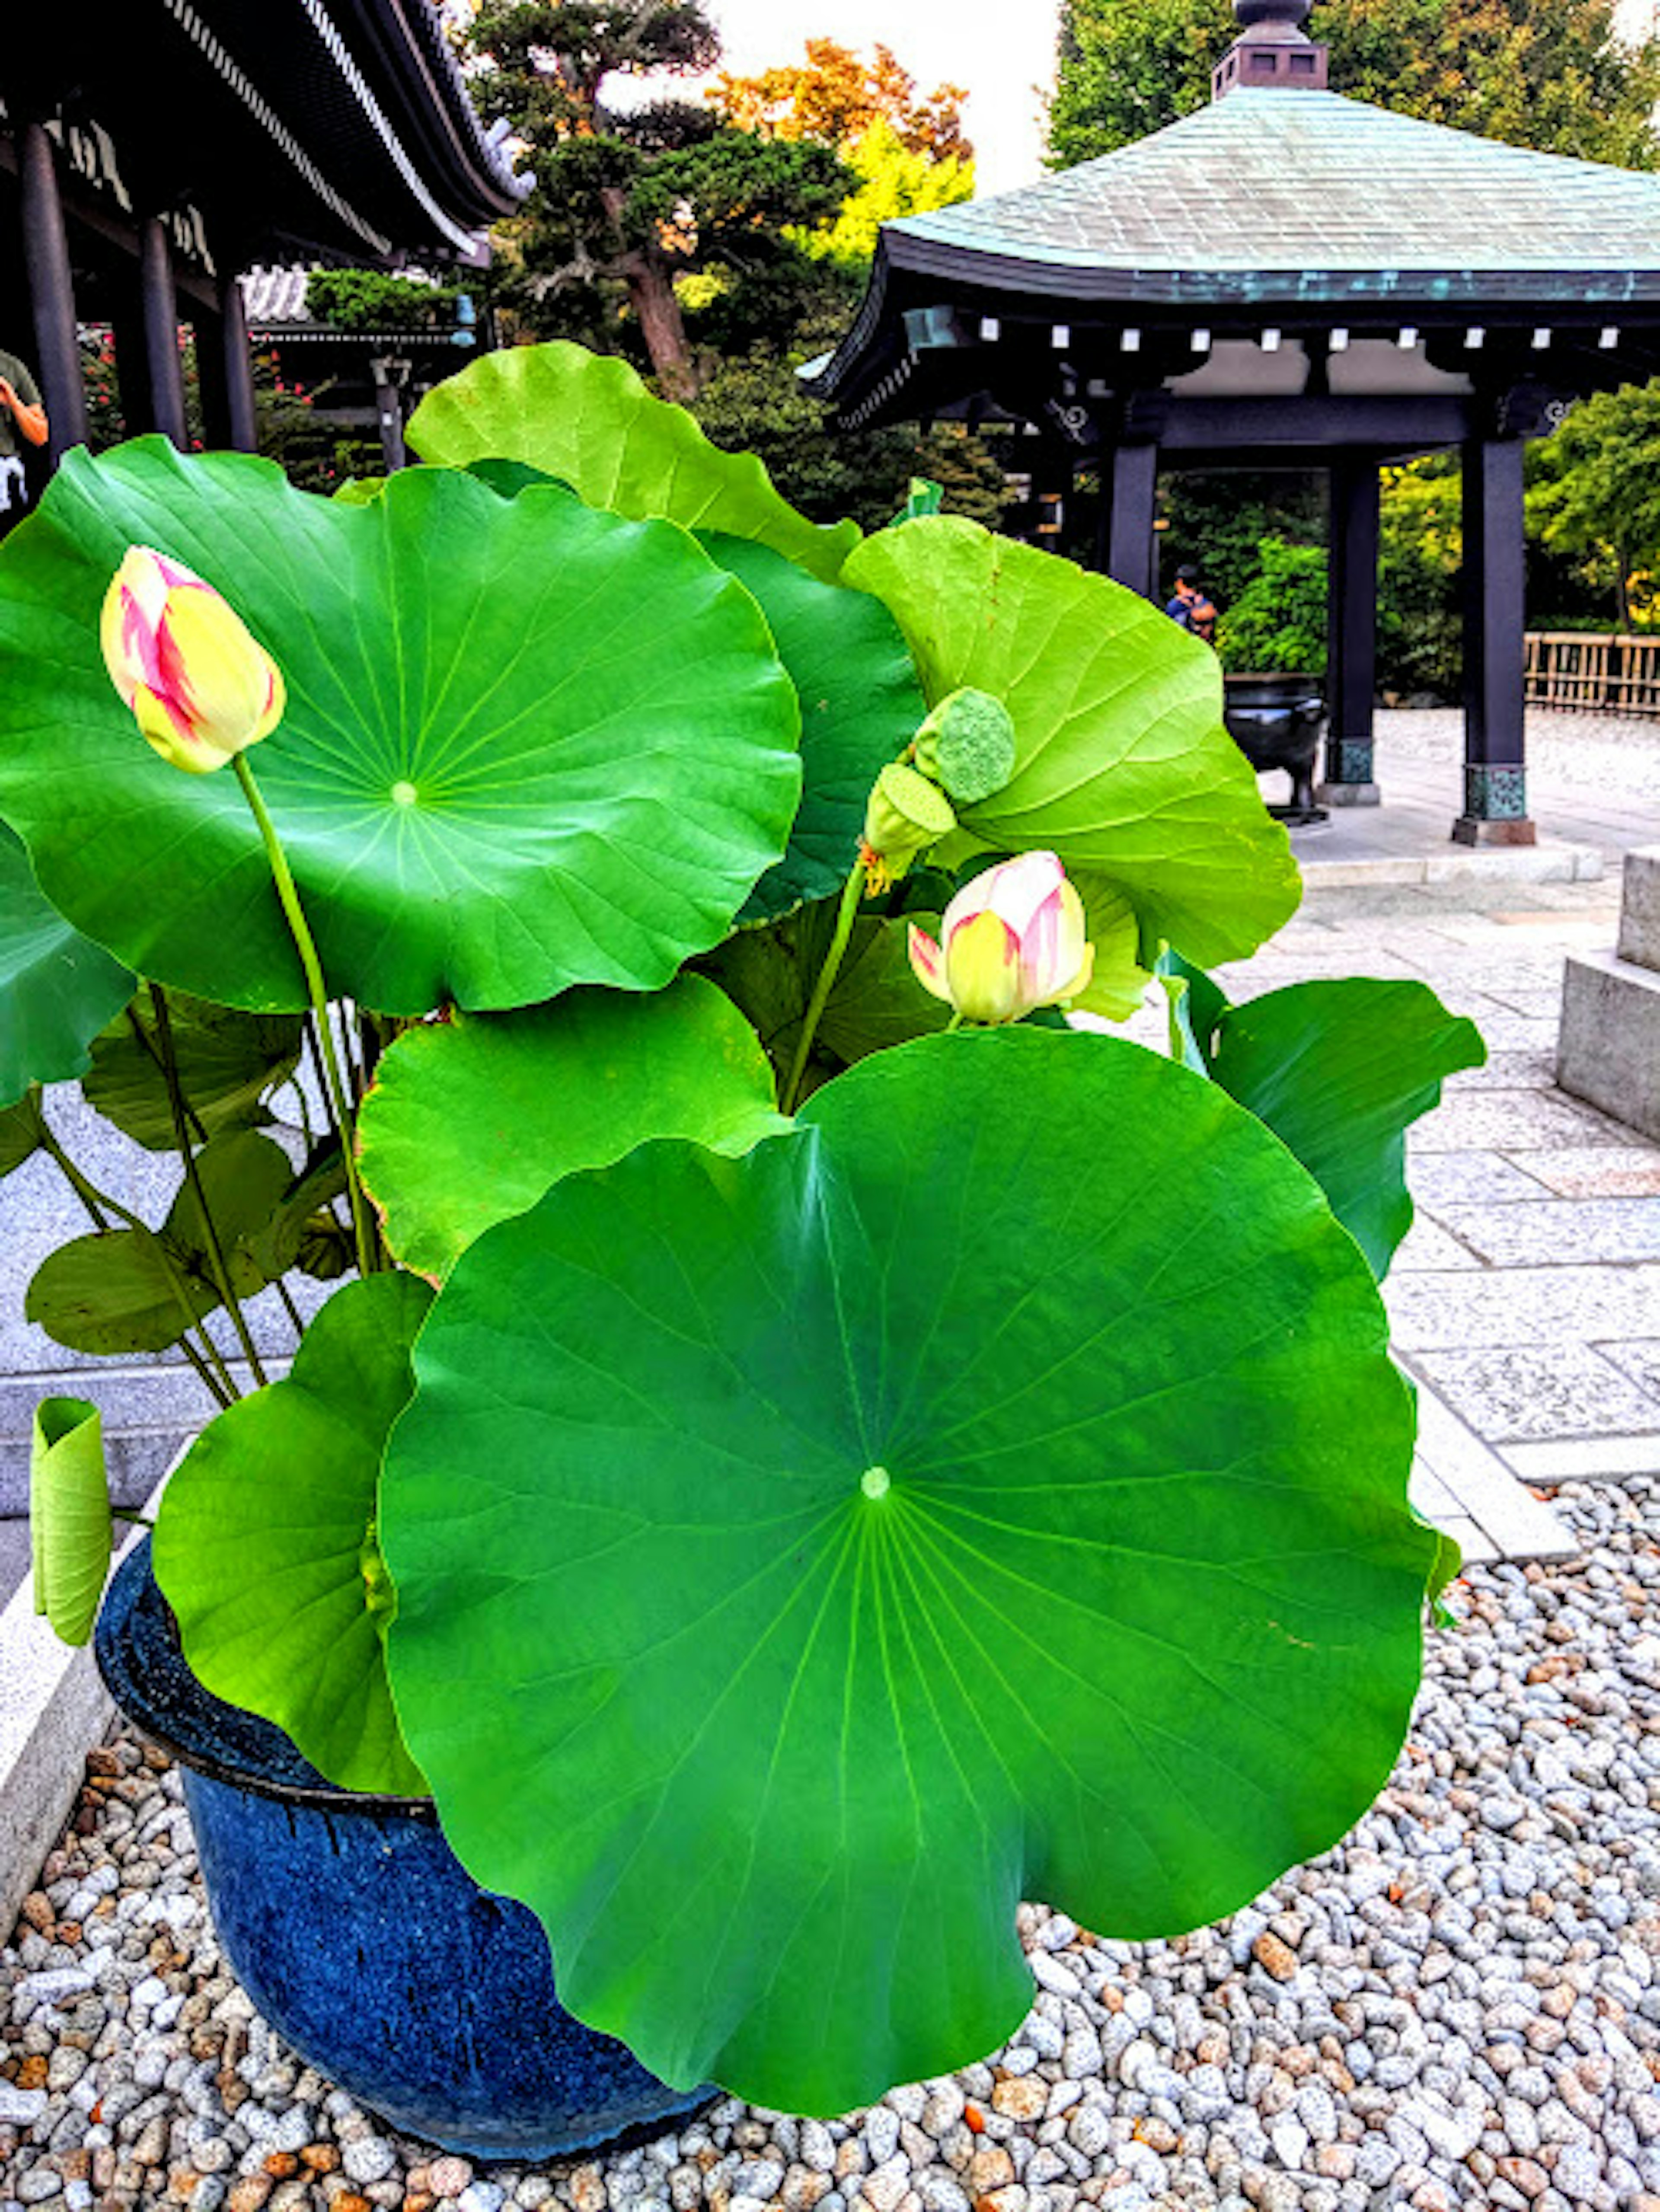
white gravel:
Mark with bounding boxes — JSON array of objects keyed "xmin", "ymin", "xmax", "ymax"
[{"xmin": 1, "ymin": 1476, "xmax": 1657, "ymax": 2212}]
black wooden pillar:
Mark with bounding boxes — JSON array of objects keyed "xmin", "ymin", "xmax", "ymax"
[
  {"xmin": 195, "ymin": 276, "xmax": 259, "ymax": 453},
  {"xmin": 1105, "ymin": 442, "xmax": 1159, "ymax": 599},
  {"xmin": 19, "ymin": 120, "xmax": 89, "ymax": 461},
  {"xmin": 1456, "ymin": 436, "xmax": 1535, "ymax": 846},
  {"xmin": 1322, "ymin": 456, "xmax": 1381, "ymax": 804},
  {"xmin": 371, "ymin": 355, "xmax": 409, "ymax": 474},
  {"xmin": 138, "ymin": 218, "xmax": 189, "ymax": 449}
]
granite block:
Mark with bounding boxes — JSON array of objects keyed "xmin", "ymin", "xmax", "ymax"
[
  {"xmin": 1615, "ymin": 846, "xmax": 1660, "ymax": 971},
  {"xmin": 1557, "ymin": 948, "xmax": 1660, "ymax": 1144},
  {"xmin": 1386, "ymin": 1263, "xmax": 1660, "ymax": 1350},
  {"xmin": 1407, "ymin": 1343, "xmax": 1660, "ymax": 1443},
  {"xmin": 1434, "ymin": 1197, "xmax": 1660, "ymax": 1268}
]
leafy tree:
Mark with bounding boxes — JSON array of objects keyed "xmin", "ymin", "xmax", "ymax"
[
  {"xmin": 460, "ymin": 1, "xmax": 850, "ymax": 395},
  {"xmin": 1216, "ymin": 538, "xmax": 1328, "ymax": 673},
  {"xmin": 303, "ymin": 270, "xmax": 463, "ymax": 332},
  {"xmin": 1049, "ymin": 0, "xmax": 1660, "ymax": 168},
  {"xmin": 1528, "ymin": 384, "xmax": 1660, "ymax": 628},
  {"xmin": 800, "ymin": 118, "xmax": 975, "ymax": 267},
  {"xmin": 710, "ymin": 38, "xmax": 971, "ymax": 162}
]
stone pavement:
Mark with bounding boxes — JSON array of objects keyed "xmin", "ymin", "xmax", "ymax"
[{"xmin": 1217, "ymin": 871, "xmax": 1660, "ymax": 1551}]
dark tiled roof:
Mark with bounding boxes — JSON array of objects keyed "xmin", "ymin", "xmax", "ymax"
[{"xmin": 894, "ymin": 91, "xmax": 1660, "ymax": 279}]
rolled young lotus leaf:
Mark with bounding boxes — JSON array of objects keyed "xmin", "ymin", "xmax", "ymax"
[{"xmin": 31, "ymin": 1398, "xmax": 113, "ymax": 1647}]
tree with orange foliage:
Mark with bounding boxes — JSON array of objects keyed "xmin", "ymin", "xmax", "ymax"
[{"xmin": 710, "ymin": 39, "xmax": 972, "ymax": 164}]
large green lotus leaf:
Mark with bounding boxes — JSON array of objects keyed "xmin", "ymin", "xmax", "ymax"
[
  {"xmin": 358, "ymin": 976, "xmax": 787, "ymax": 1279},
  {"xmin": 155, "ymin": 1273, "xmax": 432, "ymax": 1796},
  {"xmin": 409, "ymin": 342, "xmax": 861, "ymax": 585},
  {"xmin": 85, "ymin": 986, "xmax": 303, "ymax": 1152},
  {"xmin": 0, "ymin": 820, "xmax": 133, "ymax": 1106},
  {"xmin": 1206, "ymin": 976, "xmax": 1486, "ymax": 1280},
  {"xmin": 843, "ymin": 519, "xmax": 1302, "ymax": 966},
  {"xmin": 0, "ymin": 440, "xmax": 801, "ymax": 1015},
  {"xmin": 383, "ymin": 1028, "xmax": 1432, "ymax": 2114},
  {"xmin": 31, "ymin": 1398, "xmax": 112, "ymax": 1648},
  {"xmin": 694, "ymin": 534, "xmax": 923, "ymax": 923}
]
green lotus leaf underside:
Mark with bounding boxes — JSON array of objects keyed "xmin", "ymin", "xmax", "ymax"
[
  {"xmin": 694, "ymin": 535, "xmax": 925, "ymax": 924},
  {"xmin": 843, "ymin": 518, "xmax": 1302, "ymax": 968},
  {"xmin": 409, "ymin": 342, "xmax": 861, "ymax": 584},
  {"xmin": 1204, "ymin": 975, "xmax": 1488, "ymax": 1280},
  {"xmin": 84, "ymin": 986, "xmax": 302, "ymax": 1152},
  {"xmin": 358, "ymin": 975, "xmax": 787, "ymax": 1279},
  {"xmin": 0, "ymin": 440, "xmax": 801, "ymax": 1015},
  {"xmin": 383, "ymin": 1028, "xmax": 1433, "ymax": 2115},
  {"xmin": 154, "ymin": 1272, "xmax": 434, "ymax": 1797},
  {"xmin": 0, "ymin": 820, "xmax": 133, "ymax": 1107}
]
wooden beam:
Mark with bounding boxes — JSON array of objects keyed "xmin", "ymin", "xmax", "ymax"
[
  {"xmin": 1162, "ymin": 395, "xmax": 1472, "ymax": 452},
  {"xmin": 19, "ymin": 120, "xmax": 89, "ymax": 461},
  {"xmin": 1455, "ymin": 437, "xmax": 1536, "ymax": 846},
  {"xmin": 1105, "ymin": 443, "xmax": 1159, "ymax": 599},
  {"xmin": 139, "ymin": 217, "xmax": 188, "ymax": 449},
  {"xmin": 1322, "ymin": 457, "xmax": 1381, "ymax": 804}
]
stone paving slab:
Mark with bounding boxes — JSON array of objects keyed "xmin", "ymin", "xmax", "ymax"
[
  {"xmin": 1386, "ymin": 1261, "xmax": 1660, "ymax": 1350},
  {"xmin": 1431, "ymin": 1196, "xmax": 1660, "ymax": 1267},
  {"xmin": 1408, "ymin": 1382, "xmax": 1577, "ymax": 1564},
  {"xmin": 1407, "ymin": 1341, "xmax": 1660, "ymax": 1443}
]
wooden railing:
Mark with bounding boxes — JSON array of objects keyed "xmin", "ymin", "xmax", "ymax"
[{"xmin": 1525, "ymin": 631, "xmax": 1660, "ymax": 718}]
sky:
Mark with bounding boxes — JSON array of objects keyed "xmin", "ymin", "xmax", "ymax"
[{"xmin": 664, "ymin": 0, "xmax": 1065, "ymax": 197}]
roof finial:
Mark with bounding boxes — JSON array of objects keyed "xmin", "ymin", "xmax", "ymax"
[{"xmin": 1215, "ymin": 0, "xmax": 1328, "ymax": 97}]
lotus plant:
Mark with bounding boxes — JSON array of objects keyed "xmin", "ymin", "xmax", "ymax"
[{"xmin": 0, "ymin": 339, "xmax": 1490, "ymax": 2123}]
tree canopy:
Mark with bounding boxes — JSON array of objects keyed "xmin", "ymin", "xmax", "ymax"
[
  {"xmin": 709, "ymin": 38, "xmax": 972, "ymax": 163},
  {"xmin": 1048, "ymin": 0, "xmax": 1660, "ymax": 168}
]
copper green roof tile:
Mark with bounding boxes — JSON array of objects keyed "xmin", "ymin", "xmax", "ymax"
[{"xmin": 891, "ymin": 91, "xmax": 1660, "ymax": 293}]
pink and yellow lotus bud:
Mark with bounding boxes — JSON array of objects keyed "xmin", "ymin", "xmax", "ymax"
[
  {"xmin": 908, "ymin": 851, "xmax": 1095, "ymax": 1025},
  {"xmin": 100, "ymin": 546, "xmax": 285, "ymax": 774},
  {"xmin": 859, "ymin": 761, "xmax": 956, "ymax": 894}
]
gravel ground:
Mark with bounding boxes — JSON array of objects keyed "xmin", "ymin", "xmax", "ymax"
[
  {"xmin": 1379, "ymin": 709, "xmax": 1660, "ymax": 804},
  {"xmin": 2, "ymin": 1479, "xmax": 1657, "ymax": 2212}
]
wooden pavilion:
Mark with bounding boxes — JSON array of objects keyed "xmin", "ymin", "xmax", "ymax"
[
  {"xmin": 810, "ymin": 0, "xmax": 1660, "ymax": 846},
  {"xmin": 0, "ymin": 0, "xmax": 521, "ymax": 476}
]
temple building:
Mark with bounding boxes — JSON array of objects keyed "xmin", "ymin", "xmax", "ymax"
[
  {"xmin": 811, "ymin": 0, "xmax": 1660, "ymax": 846},
  {"xmin": 0, "ymin": 0, "xmax": 521, "ymax": 476}
]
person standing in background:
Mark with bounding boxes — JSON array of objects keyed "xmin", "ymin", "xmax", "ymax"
[
  {"xmin": 1165, "ymin": 564, "xmax": 1219, "ymax": 646},
  {"xmin": 0, "ymin": 349, "xmax": 48, "ymax": 529}
]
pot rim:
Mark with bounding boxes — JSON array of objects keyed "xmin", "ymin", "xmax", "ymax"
[{"xmin": 96, "ymin": 1539, "xmax": 437, "ymax": 1820}]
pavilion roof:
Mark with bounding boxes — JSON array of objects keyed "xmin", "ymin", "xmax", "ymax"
[{"xmin": 883, "ymin": 90, "xmax": 1660, "ymax": 307}]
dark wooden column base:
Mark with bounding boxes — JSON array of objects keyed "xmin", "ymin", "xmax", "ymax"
[
  {"xmin": 1452, "ymin": 763, "xmax": 1535, "ymax": 845},
  {"xmin": 1453, "ymin": 816, "xmax": 1539, "ymax": 847}
]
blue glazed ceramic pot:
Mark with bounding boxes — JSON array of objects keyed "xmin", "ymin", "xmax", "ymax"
[{"xmin": 95, "ymin": 1540, "xmax": 713, "ymax": 2160}]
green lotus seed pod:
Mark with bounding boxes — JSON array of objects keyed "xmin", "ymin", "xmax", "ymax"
[
  {"xmin": 861, "ymin": 761, "xmax": 958, "ymax": 889},
  {"xmin": 912, "ymin": 687, "xmax": 1018, "ymax": 806}
]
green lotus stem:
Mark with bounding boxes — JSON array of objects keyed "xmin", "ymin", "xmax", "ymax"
[
  {"xmin": 150, "ymin": 984, "xmax": 268, "ymax": 1390},
  {"xmin": 275, "ymin": 1277, "xmax": 306, "ymax": 1344},
  {"xmin": 782, "ymin": 860, "xmax": 867, "ymax": 1115},
  {"xmin": 125, "ymin": 997, "xmax": 208, "ymax": 1145},
  {"xmin": 234, "ymin": 756, "xmax": 378, "ymax": 1280},
  {"xmin": 946, "ymin": 1012, "xmax": 967, "ymax": 1033},
  {"xmin": 35, "ymin": 1126, "xmax": 238, "ymax": 1407}
]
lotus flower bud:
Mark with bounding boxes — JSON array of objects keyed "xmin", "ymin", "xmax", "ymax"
[
  {"xmin": 100, "ymin": 546, "xmax": 285, "ymax": 774},
  {"xmin": 909, "ymin": 851, "xmax": 1095, "ymax": 1025},
  {"xmin": 860, "ymin": 761, "xmax": 956, "ymax": 893},
  {"xmin": 911, "ymin": 687, "xmax": 1018, "ymax": 806}
]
